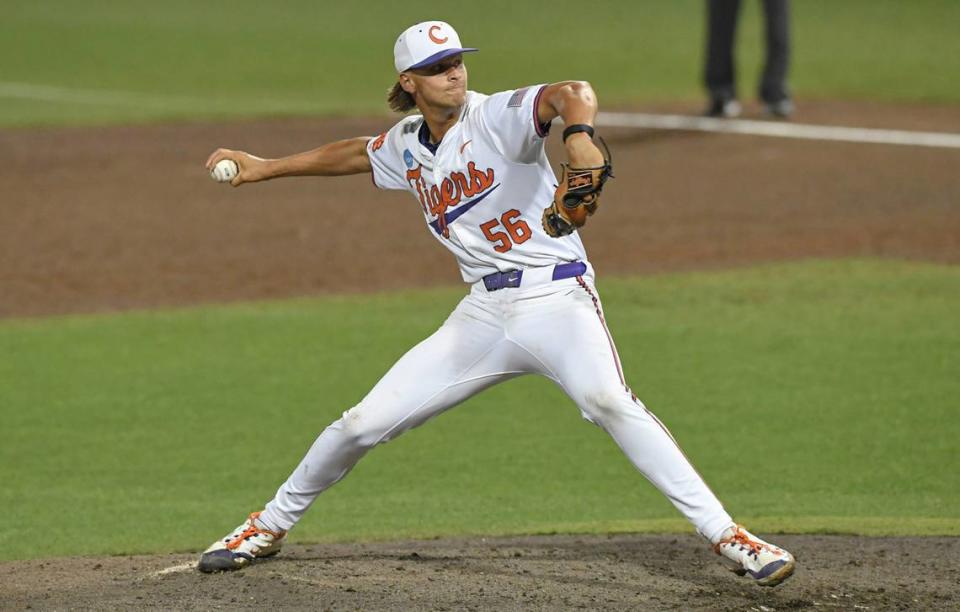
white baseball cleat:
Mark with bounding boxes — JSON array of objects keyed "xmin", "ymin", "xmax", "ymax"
[
  {"xmin": 197, "ymin": 511, "xmax": 286, "ymax": 573},
  {"xmin": 714, "ymin": 525, "xmax": 796, "ymax": 586}
]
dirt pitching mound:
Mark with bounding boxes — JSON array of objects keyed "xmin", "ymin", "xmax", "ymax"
[{"xmin": 2, "ymin": 534, "xmax": 958, "ymax": 610}]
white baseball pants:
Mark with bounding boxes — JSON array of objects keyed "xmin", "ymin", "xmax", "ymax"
[{"xmin": 259, "ymin": 266, "xmax": 734, "ymax": 544}]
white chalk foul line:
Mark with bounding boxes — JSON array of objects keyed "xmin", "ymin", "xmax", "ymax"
[
  {"xmin": 595, "ymin": 111, "xmax": 960, "ymax": 149},
  {"xmin": 0, "ymin": 81, "xmax": 318, "ymax": 113},
  {"xmin": 0, "ymin": 81, "xmax": 206, "ymax": 109},
  {"xmin": 4, "ymin": 81, "xmax": 957, "ymax": 149}
]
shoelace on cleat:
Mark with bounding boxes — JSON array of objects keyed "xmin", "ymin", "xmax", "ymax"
[
  {"xmin": 224, "ymin": 513, "xmax": 284, "ymax": 550},
  {"xmin": 225, "ymin": 524, "xmax": 263, "ymax": 550},
  {"xmin": 714, "ymin": 527, "xmax": 777, "ymax": 560}
]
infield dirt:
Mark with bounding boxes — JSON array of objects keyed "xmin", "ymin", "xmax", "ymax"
[
  {"xmin": 2, "ymin": 534, "xmax": 958, "ymax": 610},
  {"xmin": 1, "ymin": 100, "xmax": 958, "ymax": 609}
]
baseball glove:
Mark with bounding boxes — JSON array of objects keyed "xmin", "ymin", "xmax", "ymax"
[{"xmin": 541, "ymin": 137, "xmax": 613, "ymax": 238}]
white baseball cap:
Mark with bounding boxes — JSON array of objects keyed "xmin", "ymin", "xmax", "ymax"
[{"xmin": 393, "ymin": 21, "xmax": 478, "ymax": 73}]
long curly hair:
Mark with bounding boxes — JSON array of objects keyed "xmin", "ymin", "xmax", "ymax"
[{"xmin": 387, "ymin": 81, "xmax": 416, "ymax": 113}]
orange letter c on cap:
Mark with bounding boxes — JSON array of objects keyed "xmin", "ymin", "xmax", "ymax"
[{"xmin": 428, "ymin": 25, "xmax": 448, "ymax": 44}]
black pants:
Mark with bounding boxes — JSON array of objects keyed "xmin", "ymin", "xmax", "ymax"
[{"xmin": 704, "ymin": 0, "xmax": 790, "ymax": 104}]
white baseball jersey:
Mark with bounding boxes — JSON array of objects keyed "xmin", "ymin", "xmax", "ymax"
[{"xmin": 366, "ymin": 85, "xmax": 587, "ymax": 282}]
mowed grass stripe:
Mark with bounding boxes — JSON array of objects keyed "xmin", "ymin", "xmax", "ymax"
[
  {"xmin": 1, "ymin": 259, "xmax": 957, "ymax": 560},
  {"xmin": 1, "ymin": 0, "xmax": 959, "ymax": 126}
]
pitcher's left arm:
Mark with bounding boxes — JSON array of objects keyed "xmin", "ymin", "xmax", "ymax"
[{"xmin": 536, "ymin": 81, "xmax": 613, "ymax": 238}]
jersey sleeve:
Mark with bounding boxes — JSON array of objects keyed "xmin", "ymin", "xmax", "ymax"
[
  {"xmin": 366, "ymin": 120, "xmax": 412, "ymax": 191},
  {"xmin": 477, "ymin": 84, "xmax": 552, "ymax": 165}
]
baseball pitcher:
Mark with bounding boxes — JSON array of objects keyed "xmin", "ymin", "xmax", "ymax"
[{"xmin": 199, "ymin": 21, "xmax": 795, "ymax": 587}]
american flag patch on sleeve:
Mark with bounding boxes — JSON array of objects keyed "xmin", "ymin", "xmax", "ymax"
[{"xmin": 507, "ymin": 87, "xmax": 530, "ymax": 108}]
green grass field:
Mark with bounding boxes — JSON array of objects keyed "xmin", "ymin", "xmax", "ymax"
[
  {"xmin": 2, "ymin": 0, "xmax": 957, "ymax": 564},
  {"xmin": 2, "ymin": 260, "xmax": 957, "ymax": 561},
  {"xmin": 1, "ymin": 0, "xmax": 959, "ymax": 126}
]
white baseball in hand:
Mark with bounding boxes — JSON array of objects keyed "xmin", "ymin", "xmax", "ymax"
[{"xmin": 210, "ymin": 159, "xmax": 239, "ymax": 183}]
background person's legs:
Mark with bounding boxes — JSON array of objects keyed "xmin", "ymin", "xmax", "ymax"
[
  {"xmin": 760, "ymin": 0, "xmax": 792, "ymax": 115},
  {"xmin": 704, "ymin": 0, "xmax": 743, "ymax": 116}
]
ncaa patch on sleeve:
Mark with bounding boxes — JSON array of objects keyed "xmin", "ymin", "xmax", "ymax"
[{"xmin": 507, "ymin": 87, "xmax": 530, "ymax": 108}]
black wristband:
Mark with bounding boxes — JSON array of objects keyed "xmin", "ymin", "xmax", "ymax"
[{"xmin": 562, "ymin": 124, "xmax": 595, "ymax": 143}]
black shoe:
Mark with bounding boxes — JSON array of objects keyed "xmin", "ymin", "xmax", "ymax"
[{"xmin": 705, "ymin": 98, "xmax": 742, "ymax": 118}]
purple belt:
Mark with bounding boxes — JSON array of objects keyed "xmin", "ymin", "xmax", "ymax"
[{"xmin": 482, "ymin": 261, "xmax": 587, "ymax": 292}]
